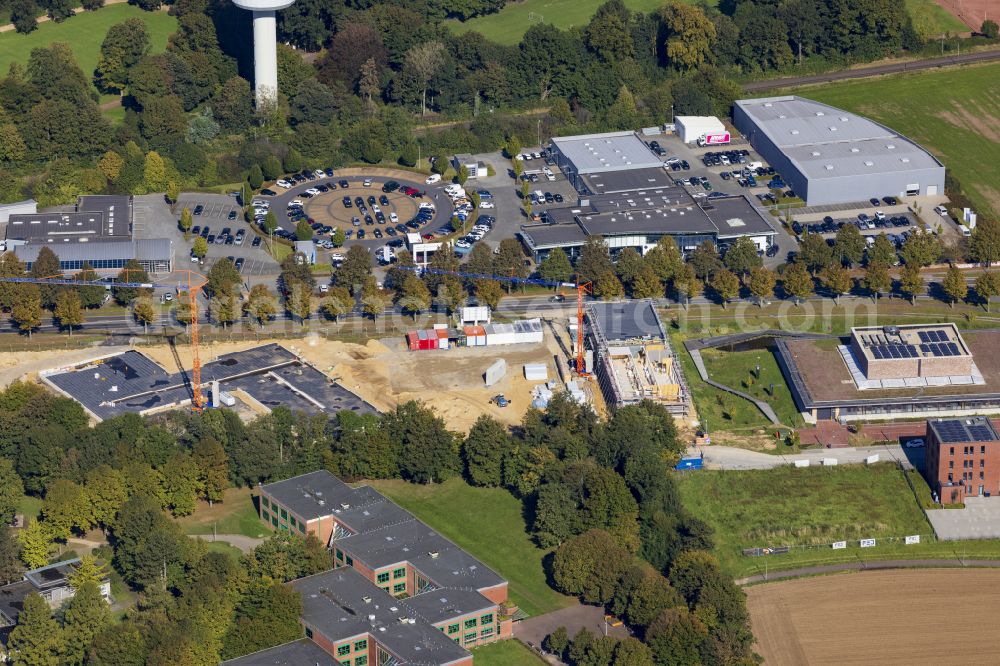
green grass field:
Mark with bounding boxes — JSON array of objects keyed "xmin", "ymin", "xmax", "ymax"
[
  {"xmin": 786, "ymin": 61, "xmax": 1000, "ymax": 217},
  {"xmin": 678, "ymin": 463, "xmax": 1000, "ymax": 578},
  {"xmin": 175, "ymin": 487, "xmax": 269, "ymax": 539},
  {"xmin": 367, "ymin": 478, "xmax": 575, "ymax": 617},
  {"xmin": 699, "ymin": 346, "xmax": 803, "ymax": 429},
  {"xmin": 905, "ymin": 0, "xmax": 969, "ymax": 36},
  {"xmin": 472, "ymin": 639, "xmax": 546, "ymax": 665},
  {"xmin": 449, "ymin": 0, "xmax": 690, "ymax": 45},
  {"xmin": 0, "ymin": 5, "xmax": 176, "ymax": 97}
]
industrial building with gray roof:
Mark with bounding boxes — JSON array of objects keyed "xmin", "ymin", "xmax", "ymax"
[{"xmin": 733, "ymin": 96, "xmax": 945, "ymax": 206}]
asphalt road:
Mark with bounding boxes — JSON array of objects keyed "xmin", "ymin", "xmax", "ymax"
[{"xmin": 743, "ymin": 48, "xmax": 1000, "ymax": 91}]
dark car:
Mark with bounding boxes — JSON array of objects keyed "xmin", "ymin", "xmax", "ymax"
[
  {"xmin": 252, "ymin": 236, "xmax": 261, "ymax": 247},
  {"xmin": 382, "ymin": 180, "xmax": 400, "ymax": 193},
  {"xmin": 191, "ymin": 225, "xmax": 201, "ymax": 235},
  {"xmin": 325, "ymin": 168, "xmax": 335, "ymax": 177},
  {"xmin": 193, "ymin": 205, "xmax": 204, "ymax": 215},
  {"xmin": 339, "ymin": 180, "xmax": 349, "ymax": 188},
  {"xmin": 206, "ymin": 234, "xmax": 216, "ymax": 244},
  {"xmin": 384, "ymin": 226, "xmax": 396, "ymax": 236},
  {"xmin": 883, "ymin": 196, "xmax": 897, "ymax": 206},
  {"xmin": 357, "ymin": 229, "xmax": 366, "ymax": 239},
  {"xmin": 343, "ymin": 196, "xmax": 352, "ymax": 208},
  {"xmin": 869, "ymin": 198, "xmax": 880, "ymax": 206},
  {"xmin": 201, "ymin": 227, "xmax": 210, "ymax": 237},
  {"xmin": 260, "ymin": 189, "xmax": 277, "ymax": 196},
  {"xmin": 766, "ymin": 244, "xmax": 779, "ymax": 257},
  {"xmin": 317, "ymin": 184, "xmax": 329, "ymax": 192},
  {"xmin": 367, "ymin": 195, "xmax": 376, "ymax": 205},
  {"xmin": 387, "ymin": 238, "xmax": 404, "ymax": 248},
  {"xmin": 365, "ymin": 215, "xmax": 374, "ymax": 225},
  {"xmin": 373, "ymin": 228, "xmax": 383, "ymax": 239},
  {"xmin": 293, "ymin": 173, "xmax": 306, "ymax": 183},
  {"xmin": 395, "ymin": 223, "xmax": 407, "ymax": 233},
  {"xmin": 354, "ymin": 197, "xmax": 364, "ymax": 207},
  {"xmin": 379, "ymin": 195, "xmax": 389, "ymax": 206},
  {"xmin": 302, "ymin": 170, "xmax": 315, "ymax": 179},
  {"xmin": 234, "ymin": 257, "xmax": 245, "ymax": 271},
  {"xmin": 227, "ymin": 210, "xmax": 237, "ymax": 220}
]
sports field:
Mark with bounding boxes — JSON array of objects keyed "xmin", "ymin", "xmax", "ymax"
[
  {"xmin": 748, "ymin": 569, "xmax": 1000, "ymax": 665},
  {"xmin": 367, "ymin": 478, "xmax": 576, "ymax": 617},
  {"xmin": 0, "ymin": 4, "xmax": 176, "ymax": 95},
  {"xmin": 449, "ymin": 0, "xmax": 689, "ymax": 45},
  {"xmin": 788, "ymin": 61, "xmax": 1000, "ymax": 217}
]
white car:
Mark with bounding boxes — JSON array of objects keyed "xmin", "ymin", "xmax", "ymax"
[
  {"xmin": 389, "ymin": 212, "xmax": 399, "ymax": 223},
  {"xmin": 419, "ymin": 202, "xmax": 435, "ymax": 210},
  {"xmin": 372, "ymin": 204, "xmax": 381, "ymax": 214},
  {"xmin": 288, "ymin": 199, "xmax": 303, "ymax": 207},
  {"xmin": 305, "ymin": 187, "xmax": 321, "ymax": 196},
  {"xmin": 276, "ymin": 179, "xmax": 293, "ymax": 188},
  {"xmin": 472, "ymin": 225, "xmax": 490, "ymax": 233},
  {"xmin": 330, "ymin": 252, "xmax": 345, "ymax": 262},
  {"xmin": 478, "ymin": 201, "xmax": 495, "ymax": 209},
  {"xmin": 319, "ymin": 284, "xmax": 329, "ymax": 294},
  {"xmin": 904, "ymin": 438, "xmax": 925, "ymax": 448},
  {"xmin": 425, "ymin": 174, "xmax": 442, "ymax": 185},
  {"xmin": 363, "ymin": 178, "xmax": 372, "ymax": 187},
  {"xmin": 454, "ymin": 240, "xmax": 471, "ymax": 249}
]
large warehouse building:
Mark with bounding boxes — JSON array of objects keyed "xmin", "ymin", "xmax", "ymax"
[
  {"xmin": 733, "ymin": 96, "xmax": 945, "ymax": 206},
  {"xmin": 550, "ymin": 131, "xmax": 666, "ymax": 192}
]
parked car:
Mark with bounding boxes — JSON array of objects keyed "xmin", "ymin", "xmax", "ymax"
[
  {"xmin": 252, "ymin": 236, "xmax": 261, "ymax": 247},
  {"xmin": 479, "ymin": 201, "xmax": 495, "ymax": 209},
  {"xmin": 425, "ymin": 173, "xmax": 442, "ymax": 184}
]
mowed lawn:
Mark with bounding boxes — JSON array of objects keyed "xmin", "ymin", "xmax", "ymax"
[
  {"xmin": 699, "ymin": 346, "xmax": 802, "ymax": 429},
  {"xmin": 175, "ymin": 486, "xmax": 269, "ymax": 539},
  {"xmin": 367, "ymin": 478, "xmax": 575, "ymax": 617},
  {"xmin": 0, "ymin": 4, "xmax": 176, "ymax": 94},
  {"xmin": 471, "ymin": 639, "xmax": 546, "ymax": 665},
  {"xmin": 787, "ymin": 61, "xmax": 1000, "ymax": 216},
  {"xmin": 449, "ymin": 0, "xmax": 700, "ymax": 45}
]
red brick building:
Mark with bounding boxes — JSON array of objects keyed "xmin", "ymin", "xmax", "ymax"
[{"xmin": 925, "ymin": 417, "xmax": 1000, "ymax": 504}]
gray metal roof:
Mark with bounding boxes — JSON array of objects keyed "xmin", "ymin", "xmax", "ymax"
[
  {"xmin": 578, "ymin": 206, "xmax": 717, "ymax": 237},
  {"xmin": 13, "ymin": 239, "xmax": 171, "ymax": 264},
  {"xmin": 6, "ymin": 196, "xmax": 131, "ymax": 242},
  {"xmin": 221, "ymin": 639, "xmax": 340, "ymax": 665},
  {"xmin": 581, "ymin": 167, "xmax": 674, "ymax": 195},
  {"xmin": 291, "ymin": 568, "xmax": 472, "ymax": 666},
  {"xmin": 552, "ymin": 131, "xmax": 663, "ymax": 174},
  {"xmin": 519, "ymin": 223, "xmax": 587, "ymax": 249},
  {"xmin": 262, "ymin": 470, "xmax": 359, "ymax": 521},
  {"xmin": 735, "ymin": 96, "xmax": 943, "ymax": 179},
  {"xmin": 588, "ymin": 301, "xmax": 666, "ymax": 343},
  {"xmin": 402, "ymin": 588, "xmax": 495, "ymax": 626},
  {"xmin": 700, "ymin": 196, "xmax": 777, "ymax": 238}
]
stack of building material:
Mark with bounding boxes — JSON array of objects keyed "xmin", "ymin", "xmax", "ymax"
[
  {"xmin": 531, "ymin": 384, "xmax": 553, "ymax": 409},
  {"xmin": 565, "ymin": 380, "xmax": 587, "ymax": 404}
]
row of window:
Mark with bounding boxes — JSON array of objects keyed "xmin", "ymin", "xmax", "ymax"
[
  {"xmin": 261, "ymin": 509, "xmax": 306, "ymax": 534},
  {"xmin": 951, "ymin": 446, "xmax": 988, "ymax": 455},
  {"xmin": 335, "ymin": 548, "xmax": 354, "ymax": 567},
  {"xmin": 339, "ymin": 657, "xmax": 367, "ymax": 666},
  {"xmin": 446, "ymin": 613, "xmax": 494, "ymax": 635},
  {"xmin": 950, "ymin": 471, "xmax": 985, "ymax": 482},
  {"xmin": 376, "ymin": 568, "xmax": 408, "ymax": 584},
  {"xmin": 336, "ymin": 640, "xmax": 368, "ymax": 656}
]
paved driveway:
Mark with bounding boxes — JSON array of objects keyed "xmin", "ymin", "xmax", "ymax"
[
  {"xmin": 514, "ymin": 603, "xmax": 629, "ymax": 654},
  {"xmin": 692, "ymin": 443, "xmax": 919, "ymax": 471},
  {"xmin": 928, "ymin": 497, "xmax": 1000, "ymax": 541}
]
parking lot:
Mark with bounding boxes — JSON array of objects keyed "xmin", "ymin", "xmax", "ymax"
[{"xmin": 175, "ymin": 193, "xmax": 280, "ymax": 278}]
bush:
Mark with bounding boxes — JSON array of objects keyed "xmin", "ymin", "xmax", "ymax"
[{"xmin": 983, "ymin": 20, "xmax": 999, "ymax": 39}]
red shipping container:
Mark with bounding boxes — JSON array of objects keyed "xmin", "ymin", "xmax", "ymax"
[
  {"xmin": 406, "ymin": 331, "xmax": 419, "ymax": 351},
  {"xmin": 436, "ymin": 329, "xmax": 449, "ymax": 339}
]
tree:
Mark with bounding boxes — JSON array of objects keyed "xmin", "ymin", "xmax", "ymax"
[
  {"xmin": 179, "ymin": 207, "xmax": 193, "ymax": 234},
  {"xmin": 798, "ymin": 232, "xmax": 833, "ymax": 273},
  {"xmin": 0, "ymin": 122, "xmax": 27, "ymax": 164},
  {"xmin": 661, "ymin": 0, "xmax": 716, "ymax": 70},
  {"xmin": 748, "ymin": 266, "xmax": 776, "ymax": 306},
  {"xmin": 295, "ymin": 219, "xmax": 313, "ymax": 241},
  {"xmin": 544, "ymin": 627, "xmax": 570, "ymax": 659},
  {"xmin": 552, "ymin": 529, "xmax": 631, "ymax": 604},
  {"xmin": 781, "ymin": 261, "xmax": 813, "ymax": 304},
  {"xmin": 355, "ymin": 277, "xmax": 386, "ymax": 320},
  {"xmin": 166, "ymin": 180, "xmax": 179, "ymax": 204},
  {"xmin": 95, "ymin": 18, "xmax": 150, "ymax": 93},
  {"xmin": 399, "ymin": 274, "xmax": 431, "ymax": 320},
  {"xmin": 244, "ymin": 284, "xmax": 278, "ymax": 327},
  {"xmin": 868, "ymin": 233, "xmax": 897, "ymax": 267},
  {"xmin": 982, "ymin": 19, "xmax": 999, "ymax": 39},
  {"xmin": 132, "ymin": 296, "xmax": 156, "ymax": 333},
  {"xmin": 0, "ymin": 526, "xmax": 23, "ymax": 586},
  {"xmin": 263, "ymin": 211, "xmax": 278, "ymax": 235},
  {"xmin": 975, "ymin": 271, "xmax": 1000, "ymax": 312},
  {"xmin": 72, "ymin": 263, "xmax": 105, "ymax": 309},
  {"xmin": 67, "ymin": 554, "xmax": 108, "ymax": 591},
  {"xmin": 8, "ymin": 592, "xmax": 63, "ymax": 666},
  {"xmin": 41, "ymin": 479, "xmax": 90, "ymax": 539},
  {"xmin": 969, "ymin": 217, "xmax": 1000, "ymax": 265},
  {"xmin": 900, "ymin": 231, "xmax": 941, "ymax": 267},
  {"xmin": 84, "ymin": 466, "xmax": 126, "ymax": 532},
  {"xmin": 942, "ymin": 264, "xmax": 967, "ymax": 307},
  {"xmin": 672, "ymin": 263, "xmax": 700, "ymax": 307},
  {"xmin": 192, "ymin": 235, "xmax": 208, "ymax": 260},
  {"xmin": 631, "ymin": 266, "xmax": 663, "ymax": 299},
  {"xmin": 646, "ymin": 607, "xmax": 707, "ymax": 666},
  {"xmin": 161, "ymin": 451, "xmax": 199, "ymax": 516},
  {"xmin": 605, "ymin": 85, "xmax": 640, "ymax": 130},
  {"xmin": 820, "ymin": 263, "xmax": 853, "ymax": 304},
  {"xmin": 899, "ymin": 263, "xmax": 925, "ymax": 304},
  {"xmin": 406, "ymin": 41, "xmax": 445, "ymax": 116},
  {"xmin": 9, "ymin": 0, "xmax": 39, "ymax": 34},
  {"xmin": 17, "ymin": 520, "xmax": 50, "ymax": 570},
  {"xmin": 261, "ymin": 154, "xmax": 282, "ymax": 181},
  {"xmin": 689, "ymin": 240, "xmax": 721, "ymax": 281},
  {"xmin": 722, "ymin": 237, "xmax": 761, "ymax": 277},
  {"xmin": 384, "ymin": 401, "xmax": 459, "ymax": 484},
  {"xmin": 320, "ymin": 286, "xmax": 352, "ymax": 323},
  {"xmin": 710, "ymin": 269, "xmax": 739, "ymax": 308},
  {"xmin": 286, "ymin": 282, "xmax": 313, "ymax": 325},
  {"xmin": 834, "ymin": 224, "xmax": 865, "ymax": 266},
  {"xmin": 193, "ymin": 438, "xmax": 228, "ymax": 504},
  {"xmin": 336, "ymin": 245, "xmax": 373, "ymax": 293},
  {"xmin": 863, "ymin": 262, "xmax": 891, "ymax": 301},
  {"xmin": 462, "ymin": 415, "xmax": 510, "ymax": 487},
  {"xmin": 11, "ymin": 285, "xmax": 42, "ymax": 338},
  {"xmin": 54, "ymin": 289, "xmax": 83, "ymax": 335},
  {"xmin": 475, "ymin": 279, "xmax": 504, "ymax": 310},
  {"xmin": 46, "ymin": 0, "xmax": 74, "ymax": 23},
  {"xmin": 0, "ymin": 459, "xmax": 23, "ymax": 525},
  {"xmin": 538, "ymin": 248, "xmax": 573, "ymax": 283},
  {"xmin": 283, "ymin": 149, "xmax": 302, "ymax": 173},
  {"xmin": 28, "ymin": 246, "xmax": 62, "ymax": 308},
  {"xmin": 62, "ymin": 581, "xmax": 109, "ymax": 666},
  {"xmin": 0, "ymin": 253, "xmax": 26, "ymax": 312},
  {"xmin": 112, "ymin": 259, "xmax": 151, "ymax": 305},
  {"xmin": 358, "ymin": 57, "xmax": 380, "ymax": 111},
  {"xmin": 596, "ymin": 271, "xmax": 625, "ymax": 300},
  {"xmin": 576, "ymin": 236, "xmax": 614, "ymax": 283},
  {"xmin": 213, "ymin": 77, "xmax": 253, "ymax": 131},
  {"xmin": 247, "ymin": 164, "xmax": 263, "ymax": 190}
]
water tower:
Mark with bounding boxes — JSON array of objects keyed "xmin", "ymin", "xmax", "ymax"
[{"xmin": 232, "ymin": 0, "xmax": 295, "ymax": 107}]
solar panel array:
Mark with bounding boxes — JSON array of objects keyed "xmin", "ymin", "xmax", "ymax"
[
  {"xmin": 918, "ymin": 342, "xmax": 961, "ymax": 357},
  {"xmin": 932, "ymin": 419, "xmax": 999, "ymax": 443},
  {"xmin": 918, "ymin": 330, "xmax": 950, "ymax": 343},
  {"xmin": 870, "ymin": 343, "xmax": 918, "ymax": 359}
]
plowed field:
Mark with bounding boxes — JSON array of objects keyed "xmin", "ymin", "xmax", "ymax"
[{"xmin": 747, "ymin": 569, "xmax": 1000, "ymax": 664}]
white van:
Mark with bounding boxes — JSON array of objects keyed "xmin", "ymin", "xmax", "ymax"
[{"xmin": 533, "ymin": 190, "xmax": 545, "ymax": 203}]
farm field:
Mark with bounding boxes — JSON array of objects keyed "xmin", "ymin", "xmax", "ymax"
[
  {"xmin": 448, "ymin": 0, "xmax": 694, "ymax": 45},
  {"xmin": 786, "ymin": 61, "xmax": 1000, "ymax": 217},
  {"xmin": 366, "ymin": 478, "xmax": 576, "ymax": 618},
  {"xmin": 748, "ymin": 569, "xmax": 1000, "ymax": 665},
  {"xmin": 676, "ymin": 463, "xmax": 1000, "ymax": 578},
  {"xmin": 0, "ymin": 5, "xmax": 176, "ymax": 98}
]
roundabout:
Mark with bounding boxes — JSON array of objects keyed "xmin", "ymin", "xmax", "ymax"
[{"xmin": 268, "ymin": 168, "xmax": 453, "ymax": 253}]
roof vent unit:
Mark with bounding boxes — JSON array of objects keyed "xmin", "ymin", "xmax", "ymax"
[
  {"xmin": 790, "ymin": 130, "xmax": 799, "ymax": 135},
  {"xmin": 363, "ymin": 596, "xmax": 372, "ymax": 604},
  {"xmin": 900, "ymin": 158, "xmax": 910, "ymax": 163},
  {"xmin": 815, "ymin": 111, "xmax": 825, "ymax": 116},
  {"xmin": 887, "ymin": 144, "xmax": 896, "ymax": 150},
  {"xmin": 851, "ymin": 148, "xmax": 860, "ymax": 153},
  {"xmin": 829, "ymin": 126, "xmax": 837, "ymax": 131},
  {"xmin": 764, "ymin": 102, "xmax": 773, "ymax": 107},
  {"xmin": 824, "ymin": 164, "xmax": 834, "ymax": 170},
  {"xmin": 840, "ymin": 116, "xmax": 849, "ymax": 122},
  {"xmin": 429, "ymin": 551, "xmax": 439, "ymax": 559},
  {"xmin": 864, "ymin": 161, "xmax": 874, "ymax": 167},
  {"xmin": 811, "ymin": 151, "xmax": 821, "ymax": 157}
]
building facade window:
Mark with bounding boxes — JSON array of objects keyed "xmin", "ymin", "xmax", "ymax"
[
  {"xmin": 261, "ymin": 510, "xmax": 270, "ymax": 521},
  {"xmin": 480, "ymin": 627, "xmax": 494, "ymax": 637},
  {"xmin": 377, "ymin": 572, "xmax": 390, "ymax": 584},
  {"xmin": 464, "ymin": 618, "xmax": 477, "ymax": 629},
  {"xmin": 280, "ymin": 508, "xmax": 287, "ymax": 519},
  {"xmin": 393, "ymin": 567, "xmax": 406, "ymax": 579},
  {"xmin": 337, "ymin": 645, "xmax": 350, "ymax": 657},
  {"xmin": 271, "ymin": 516, "xmax": 278, "ymax": 527},
  {"xmin": 336, "ymin": 549, "xmax": 344, "ymax": 562},
  {"xmin": 393, "ymin": 583, "xmax": 406, "ymax": 593},
  {"xmin": 355, "ymin": 657, "xmax": 367, "ymax": 666},
  {"xmin": 447, "ymin": 624, "xmax": 459, "ymax": 634},
  {"xmin": 464, "ymin": 632, "xmax": 477, "ymax": 643},
  {"xmin": 480, "ymin": 613, "xmax": 493, "ymax": 625},
  {"xmin": 262, "ymin": 497, "xmax": 269, "ymax": 508},
  {"xmin": 346, "ymin": 555, "xmax": 353, "ymax": 566},
  {"xmin": 354, "ymin": 639, "xmax": 367, "ymax": 651}
]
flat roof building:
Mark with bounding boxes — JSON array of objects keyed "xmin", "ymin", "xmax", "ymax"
[
  {"xmin": 925, "ymin": 417, "xmax": 1000, "ymax": 505},
  {"xmin": 848, "ymin": 324, "xmax": 975, "ymax": 384},
  {"xmin": 734, "ymin": 96, "xmax": 945, "ymax": 205},
  {"xmin": 551, "ymin": 131, "xmax": 665, "ymax": 191},
  {"xmin": 586, "ymin": 301, "xmax": 690, "ymax": 415},
  {"xmin": 13, "ymin": 238, "xmax": 172, "ymax": 274}
]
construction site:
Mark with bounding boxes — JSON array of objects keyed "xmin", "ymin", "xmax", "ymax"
[{"xmin": 586, "ymin": 301, "xmax": 690, "ymax": 417}]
